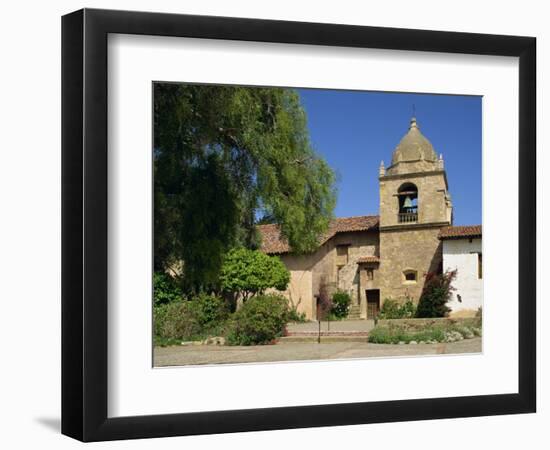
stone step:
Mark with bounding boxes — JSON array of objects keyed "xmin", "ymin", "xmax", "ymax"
[
  {"xmin": 279, "ymin": 336, "xmax": 370, "ymax": 343},
  {"xmin": 285, "ymin": 330, "xmax": 370, "ymax": 337}
]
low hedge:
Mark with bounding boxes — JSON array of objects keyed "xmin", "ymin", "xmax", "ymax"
[{"xmin": 368, "ymin": 318, "xmax": 482, "ymax": 344}]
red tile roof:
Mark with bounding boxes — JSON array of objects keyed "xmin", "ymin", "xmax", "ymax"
[
  {"xmin": 438, "ymin": 225, "xmax": 482, "ymax": 240},
  {"xmin": 258, "ymin": 215, "xmax": 379, "ymax": 254},
  {"xmin": 356, "ymin": 256, "xmax": 380, "ymax": 264}
]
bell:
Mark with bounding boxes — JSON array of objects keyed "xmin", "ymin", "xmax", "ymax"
[{"xmin": 403, "ymin": 196, "xmax": 413, "ymax": 208}]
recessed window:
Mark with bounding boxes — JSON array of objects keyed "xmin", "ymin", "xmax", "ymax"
[
  {"xmin": 403, "ymin": 270, "xmax": 417, "ymax": 283},
  {"xmin": 477, "ymin": 253, "xmax": 482, "ymax": 279},
  {"xmin": 470, "ymin": 252, "xmax": 482, "ymax": 279},
  {"xmin": 367, "ymin": 268, "xmax": 374, "ymax": 280},
  {"xmin": 336, "ymin": 265, "xmax": 344, "ymax": 284},
  {"xmin": 336, "ymin": 244, "xmax": 349, "ymax": 265}
]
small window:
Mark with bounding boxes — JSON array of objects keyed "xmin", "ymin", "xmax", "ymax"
[
  {"xmin": 403, "ymin": 270, "xmax": 417, "ymax": 283},
  {"xmin": 478, "ymin": 253, "xmax": 482, "ymax": 279},
  {"xmin": 470, "ymin": 252, "xmax": 482, "ymax": 279},
  {"xmin": 367, "ymin": 268, "xmax": 374, "ymax": 281},
  {"xmin": 336, "ymin": 265, "xmax": 345, "ymax": 285},
  {"xmin": 336, "ymin": 245, "xmax": 349, "ymax": 265}
]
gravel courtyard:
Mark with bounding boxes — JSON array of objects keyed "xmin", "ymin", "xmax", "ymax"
[{"xmin": 154, "ymin": 337, "xmax": 482, "ymax": 367}]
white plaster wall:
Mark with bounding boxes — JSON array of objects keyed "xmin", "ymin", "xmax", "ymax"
[{"xmin": 443, "ymin": 238, "xmax": 483, "ymax": 316}]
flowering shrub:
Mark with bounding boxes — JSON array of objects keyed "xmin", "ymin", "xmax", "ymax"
[
  {"xmin": 368, "ymin": 318, "xmax": 481, "ymax": 344},
  {"xmin": 330, "ymin": 291, "xmax": 351, "ymax": 319},
  {"xmin": 415, "ymin": 270, "xmax": 457, "ymax": 318}
]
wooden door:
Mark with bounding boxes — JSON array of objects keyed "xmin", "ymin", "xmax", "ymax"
[{"xmin": 366, "ymin": 289, "xmax": 380, "ymax": 319}]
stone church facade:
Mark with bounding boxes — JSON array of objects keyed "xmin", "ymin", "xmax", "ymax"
[{"xmin": 259, "ymin": 117, "xmax": 481, "ymax": 320}]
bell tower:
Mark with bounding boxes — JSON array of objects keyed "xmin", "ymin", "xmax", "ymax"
[
  {"xmin": 379, "ymin": 117, "xmax": 452, "ymax": 228},
  {"xmin": 377, "ymin": 117, "xmax": 453, "ymax": 303}
]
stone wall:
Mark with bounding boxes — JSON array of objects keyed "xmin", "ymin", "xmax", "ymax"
[
  {"xmin": 278, "ymin": 230, "xmax": 379, "ymax": 320},
  {"xmin": 378, "ymin": 226, "xmax": 443, "ymax": 304},
  {"xmin": 313, "ymin": 231, "xmax": 378, "ymax": 306}
]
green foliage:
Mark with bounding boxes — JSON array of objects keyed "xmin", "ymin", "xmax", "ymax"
[
  {"xmin": 154, "ymin": 294, "xmax": 229, "ymax": 343},
  {"xmin": 368, "ymin": 318, "xmax": 481, "ymax": 344},
  {"xmin": 154, "ymin": 83, "xmax": 336, "ymax": 290},
  {"xmin": 378, "ymin": 298, "xmax": 417, "ymax": 319},
  {"xmin": 226, "ymin": 294, "xmax": 289, "ymax": 345},
  {"xmin": 154, "ymin": 301, "xmax": 202, "ymax": 342},
  {"xmin": 330, "ymin": 290, "xmax": 351, "ymax": 319},
  {"xmin": 175, "ymin": 154, "xmax": 240, "ymax": 290},
  {"xmin": 188, "ymin": 293, "xmax": 229, "ymax": 327},
  {"xmin": 219, "ymin": 248, "xmax": 290, "ymax": 301},
  {"xmin": 153, "ymin": 272, "xmax": 183, "ymax": 306},
  {"xmin": 287, "ymin": 308, "xmax": 307, "ymax": 323},
  {"xmin": 368, "ymin": 324, "xmax": 445, "ymax": 344},
  {"xmin": 416, "ymin": 270, "xmax": 457, "ymax": 318}
]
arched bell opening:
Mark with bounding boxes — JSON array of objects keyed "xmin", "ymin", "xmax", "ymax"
[{"xmin": 397, "ymin": 182, "xmax": 418, "ymax": 223}]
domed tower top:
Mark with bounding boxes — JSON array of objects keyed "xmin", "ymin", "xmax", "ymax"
[{"xmin": 387, "ymin": 117, "xmax": 439, "ymax": 175}]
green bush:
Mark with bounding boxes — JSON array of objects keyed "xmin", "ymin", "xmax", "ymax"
[
  {"xmin": 227, "ymin": 294, "xmax": 289, "ymax": 345},
  {"xmin": 188, "ymin": 293, "xmax": 229, "ymax": 327},
  {"xmin": 288, "ymin": 307, "xmax": 307, "ymax": 323},
  {"xmin": 378, "ymin": 298, "xmax": 416, "ymax": 319},
  {"xmin": 154, "ymin": 293, "xmax": 229, "ymax": 344},
  {"xmin": 330, "ymin": 290, "xmax": 351, "ymax": 319},
  {"xmin": 153, "ymin": 272, "xmax": 182, "ymax": 306},
  {"xmin": 416, "ymin": 270, "xmax": 457, "ymax": 318},
  {"xmin": 154, "ymin": 301, "xmax": 202, "ymax": 343}
]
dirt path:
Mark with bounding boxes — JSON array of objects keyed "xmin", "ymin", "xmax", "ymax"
[{"xmin": 154, "ymin": 337, "xmax": 481, "ymax": 367}]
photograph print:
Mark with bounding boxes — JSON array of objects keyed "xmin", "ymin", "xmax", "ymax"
[{"xmin": 152, "ymin": 82, "xmax": 482, "ymax": 367}]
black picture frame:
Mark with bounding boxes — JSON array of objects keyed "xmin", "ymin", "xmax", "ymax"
[{"xmin": 62, "ymin": 8, "xmax": 536, "ymax": 442}]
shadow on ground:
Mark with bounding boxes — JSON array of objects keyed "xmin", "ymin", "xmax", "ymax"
[{"xmin": 35, "ymin": 417, "xmax": 61, "ymax": 433}]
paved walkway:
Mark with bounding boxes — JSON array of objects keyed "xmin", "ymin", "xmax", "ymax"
[
  {"xmin": 287, "ymin": 319, "xmax": 375, "ymax": 334},
  {"xmin": 154, "ymin": 337, "xmax": 481, "ymax": 367}
]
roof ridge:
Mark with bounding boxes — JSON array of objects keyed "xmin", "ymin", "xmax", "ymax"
[
  {"xmin": 257, "ymin": 214, "xmax": 380, "ymax": 228},
  {"xmin": 439, "ymin": 224, "xmax": 482, "ymax": 240},
  {"xmin": 258, "ymin": 214, "xmax": 380, "ymax": 254},
  {"xmin": 332, "ymin": 214, "xmax": 379, "ymax": 220}
]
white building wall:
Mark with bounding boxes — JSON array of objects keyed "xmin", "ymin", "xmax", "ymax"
[{"xmin": 442, "ymin": 238, "xmax": 483, "ymax": 317}]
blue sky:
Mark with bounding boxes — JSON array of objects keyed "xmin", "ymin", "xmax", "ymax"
[{"xmin": 297, "ymin": 89, "xmax": 482, "ymax": 226}]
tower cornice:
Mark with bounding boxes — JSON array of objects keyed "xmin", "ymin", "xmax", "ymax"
[
  {"xmin": 379, "ymin": 169, "xmax": 448, "ymax": 190},
  {"xmin": 379, "ymin": 221, "xmax": 451, "ymax": 233}
]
